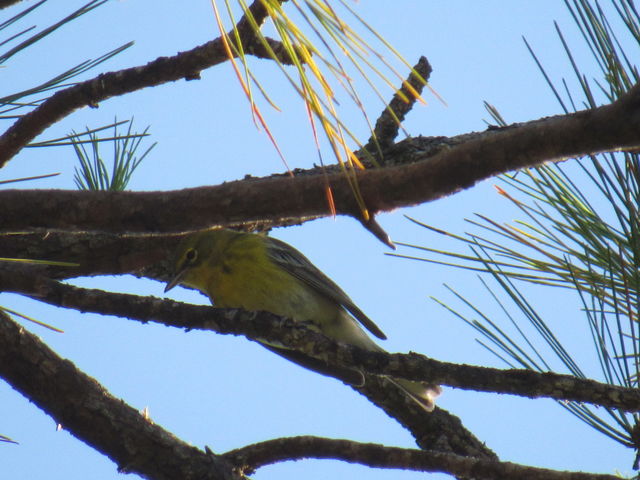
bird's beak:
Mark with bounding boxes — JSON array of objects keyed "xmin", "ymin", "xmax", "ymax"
[{"xmin": 164, "ymin": 268, "xmax": 186, "ymax": 293}]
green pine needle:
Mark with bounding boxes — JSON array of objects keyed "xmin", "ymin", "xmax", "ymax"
[
  {"xmin": 393, "ymin": 0, "xmax": 640, "ymax": 449},
  {"xmin": 72, "ymin": 118, "xmax": 156, "ymax": 191}
]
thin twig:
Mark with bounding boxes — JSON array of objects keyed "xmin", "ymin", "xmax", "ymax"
[{"xmin": 363, "ymin": 56, "xmax": 433, "ymax": 155}]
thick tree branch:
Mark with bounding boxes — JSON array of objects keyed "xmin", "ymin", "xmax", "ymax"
[
  {"xmin": 4, "ymin": 268, "xmax": 639, "ymax": 416},
  {"xmin": 222, "ymin": 435, "xmax": 617, "ymax": 480},
  {"xmin": 0, "ymin": 0, "xmax": 290, "ymax": 167},
  {"xmin": 0, "ymin": 311, "xmax": 240, "ymax": 480},
  {"xmin": 0, "ymin": 265, "xmax": 495, "ymax": 460},
  {"xmin": 0, "ymin": 0, "xmax": 25, "ymax": 9},
  {"xmin": 2, "ymin": 82, "xmax": 639, "ymax": 233},
  {"xmin": 2, "ymin": 308, "xmax": 609, "ymax": 480},
  {"xmin": 0, "ymin": 230, "xmax": 179, "ymax": 280},
  {"xmin": 0, "ymin": 303, "xmax": 612, "ymax": 480}
]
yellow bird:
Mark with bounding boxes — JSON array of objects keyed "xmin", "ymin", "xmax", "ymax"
[{"xmin": 165, "ymin": 228, "xmax": 441, "ymax": 411}]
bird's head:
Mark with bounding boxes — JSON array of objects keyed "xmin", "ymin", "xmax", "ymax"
[{"xmin": 164, "ymin": 229, "xmax": 236, "ymax": 293}]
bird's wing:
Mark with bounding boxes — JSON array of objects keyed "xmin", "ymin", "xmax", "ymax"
[{"xmin": 265, "ymin": 236, "xmax": 387, "ymax": 340}]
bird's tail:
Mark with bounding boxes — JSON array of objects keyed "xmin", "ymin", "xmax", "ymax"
[{"xmin": 389, "ymin": 378, "xmax": 442, "ymax": 412}]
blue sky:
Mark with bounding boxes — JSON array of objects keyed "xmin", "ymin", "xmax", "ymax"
[{"xmin": 0, "ymin": 1, "xmax": 633, "ymax": 479}]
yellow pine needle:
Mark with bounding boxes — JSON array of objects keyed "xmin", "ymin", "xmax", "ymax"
[
  {"xmin": 334, "ymin": 0, "xmax": 439, "ymax": 107},
  {"xmin": 327, "ymin": 99, "xmax": 361, "ymax": 170},
  {"xmin": 224, "ymin": 1, "xmax": 256, "ymax": 112},
  {"xmin": 508, "ymin": 223, "xmax": 547, "ymax": 243},
  {"xmin": 495, "ymin": 184, "xmax": 522, "ymax": 204},
  {"xmin": 314, "ymin": 13, "xmax": 416, "ymax": 113},
  {"xmin": 213, "ymin": 1, "xmax": 257, "ymax": 126},
  {"xmin": 303, "ymin": 87, "xmax": 322, "ymax": 146},
  {"xmin": 2, "ymin": 307, "xmax": 64, "ymax": 333},
  {"xmin": 299, "ymin": 43, "xmax": 377, "ymax": 153},
  {"xmin": 308, "ymin": 0, "xmax": 339, "ymax": 22},
  {"xmin": 302, "ymin": 83, "xmax": 336, "ymax": 218},
  {"xmin": 0, "ymin": 257, "xmax": 78, "ymax": 267},
  {"xmin": 401, "ymin": 80, "xmax": 426, "ymax": 105},
  {"xmin": 336, "ymin": 0, "xmax": 414, "ymax": 74},
  {"xmin": 347, "ymin": 150, "xmax": 364, "ymax": 170},
  {"xmin": 320, "ymin": 119, "xmax": 341, "ymax": 160},
  {"xmin": 0, "ymin": 173, "xmax": 60, "ymax": 185},
  {"xmin": 283, "ymin": 23, "xmax": 335, "ymax": 101},
  {"xmin": 211, "ymin": 2, "xmax": 250, "ymax": 98},
  {"xmin": 323, "ymin": 110, "xmax": 369, "ymax": 218},
  {"xmin": 303, "ymin": 83, "xmax": 329, "ymax": 159},
  {"xmin": 393, "ymin": 86, "xmax": 410, "ymax": 105},
  {"xmin": 234, "ymin": 0, "xmax": 304, "ymax": 109},
  {"xmin": 224, "ymin": 2, "xmax": 366, "ymax": 154},
  {"xmin": 0, "ymin": 434, "xmax": 17, "ymax": 444},
  {"xmin": 302, "ymin": 86, "xmax": 340, "ymax": 164},
  {"xmin": 494, "ymin": 185, "xmax": 576, "ymax": 252},
  {"xmin": 324, "ymin": 182, "xmax": 336, "ymax": 217},
  {"xmin": 248, "ymin": 69, "xmax": 282, "ymax": 112},
  {"xmin": 303, "ymin": 57, "xmax": 335, "ymax": 100},
  {"xmin": 211, "ymin": 0, "xmax": 422, "ymax": 219},
  {"xmin": 212, "ymin": 1, "xmax": 292, "ymax": 174},
  {"xmin": 485, "ymin": 218, "xmax": 555, "ymax": 257},
  {"xmin": 425, "ymin": 82, "xmax": 447, "ymax": 107},
  {"xmin": 252, "ymin": 103, "xmax": 293, "ymax": 175},
  {"xmin": 325, "ymin": 98, "xmax": 365, "ymax": 171},
  {"xmin": 291, "ymin": 0, "xmax": 348, "ymax": 67}
]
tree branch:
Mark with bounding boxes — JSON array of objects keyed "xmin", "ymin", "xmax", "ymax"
[
  {"xmin": 2, "ymin": 82, "xmax": 639, "ymax": 233},
  {"xmin": 0, "ymin": 230, "xmax": 178, "ymax": 280},
  {"xmin": 4, "ymin": 268, "xmax": 639, "ymax": 415},
  {"xmin": 0, "ymin": 304, "xmax": 613, "ymax": 480},
  {"xmin": 0, "ymin": 311, "xmax": 241, "ymax": 480},
  {"xmin": 363, "ymin": 55, "xmax": 433, "ymax": 154},
  {"xmin": 0, "ymin": 0, "xmax": 291, "ymax": 167},
  {"xmin": 0, "ymin": 0, "xmax": 26, "ymax": 9},
  {"xmin": 222, "ymin": 435, "xmax": 617, "ymax": 480},
  {"xmin": 0, "ymin": 264, "xmax": 495, "ymax": 460}
]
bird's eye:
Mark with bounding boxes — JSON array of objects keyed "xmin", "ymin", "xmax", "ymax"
[{"xmin": 185, "ymin": 248, "xmax": 198, "ymax": 264}]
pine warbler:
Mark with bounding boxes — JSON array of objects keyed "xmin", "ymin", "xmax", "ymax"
[{"xmin": 165, "ymin": 228, "xmax": 441, "ymax": 411}]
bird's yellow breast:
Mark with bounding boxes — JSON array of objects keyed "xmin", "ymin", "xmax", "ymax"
[{"xmin": 182, "ymin": 235, "xmax": 338, "ymax": 325}]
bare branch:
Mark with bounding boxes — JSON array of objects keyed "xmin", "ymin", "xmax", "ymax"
[
  {"xmin": 0, "ymin": 230, "xmax": 178, "ymax": 280},
  {"xmin": 0, "ymin": 0, "xmax": 26, "ymax": 9},
  {"xmin": 4, "ymin": 268, "xmax": 639, "ymax": 415},
  {"xmin": 364, "ymin": 55, "xmax": 433, "ymax": 154},
  {"xmin": 2, "ymin": 83, "xmax": 639, "ymax": 233},
  {"xmin": 222, "ymin": 435, "xmax": 617, "ymax": 480},
  {"xmin": 0, "ymin": 304, "xmax": 612, "ymax": 480},
  {"xmin": 0, "ymin": 265, "xmax": 495, "ymax": 460}
]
